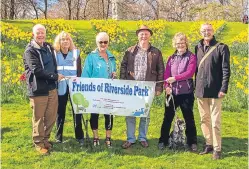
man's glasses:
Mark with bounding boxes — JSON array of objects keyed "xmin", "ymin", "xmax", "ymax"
[
  {"xmin": 98, "ymin": 41, "xmax": 108, "ymax": 44},
  {"xmin": 201, "ymin": 29, "xmax": 213, "ymax": 33}
]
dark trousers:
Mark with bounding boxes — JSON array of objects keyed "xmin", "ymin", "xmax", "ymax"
[
  {"xmin": 159, "ymin": 93, "xmax": 197, "ymax": 146},
  {"xmin": 90, "ymin": 114, "xmax": 113, "ymax": 130},
  {"xmin": 56, "ymin": 88, "xmax": 84, "ymax": 141}
]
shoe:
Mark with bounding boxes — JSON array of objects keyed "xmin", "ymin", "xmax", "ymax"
[
  {"xmin": 44, "ymin": 141, "xmax": 53, "ymax": 150},
  {"xmin": 158, "ymin": 142, "xmax": 165, "ymax": 150},
  {"xmin": 93, "ymin": 138, "xmax": 100, "ymax": 147},
  {"xmin": 213, "ymin": 151, "xmax": 222, "ymax": 160},
  {"xmin": 77, "ymin": 139, "xmax": 84, "ymax": 146},
  {"xmin": 105, "ymin": 137, "xmax": 112, "ymax": 148},
  {"xmin": 199, "ymin": 145, "xmax": 213, "ymax": 155},
  {"xmin": 35, "ymin": 146, "xmax": 49, "ymax": 155},
  {"xmin": 121, "ymin": 141, "xmax": 135, "ymax": 149},
  {"xmin": 55, "ymin": 139, "xmax": 62, "ymax": 143},
  {"xmin": 189, "ymin": 144, "xmax": 197, "ymax": 152},
  {"xmin": 140, "ymin": 141, "xmax": 149, "ymax": 148}
]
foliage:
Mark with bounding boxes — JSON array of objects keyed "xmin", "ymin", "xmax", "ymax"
[
  {"xmin": 223, "ymin": 56, "xmax": 248, "ymax": 111},
  {"xmin": 0, "ymin": 20, "xmax": 248, "ymax": 111},
  {"xmin": 230, "ymin": 30, "xmax": 248, "ymax": 56}
]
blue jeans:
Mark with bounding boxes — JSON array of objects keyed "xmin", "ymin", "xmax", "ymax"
[{"xmin": 126, "ymin": 116, "xmax": 150, "ymax": 143}]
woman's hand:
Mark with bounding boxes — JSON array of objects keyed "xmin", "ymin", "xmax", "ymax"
[
  {"xmin": 166, "ymin": 77, "xmax": 176, "ymax": 84},
  {"xmin": 111, "ymin": 72, "xmax": 117, "ymax": 79},
  {"xmin": 165, "ymin": 87, "xmax": 172, "ymax": 95}
]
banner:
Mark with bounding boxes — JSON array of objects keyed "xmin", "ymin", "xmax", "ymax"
[{"xmin": 68, "ymin": 77, "xmax": 156, "ymax": 117}]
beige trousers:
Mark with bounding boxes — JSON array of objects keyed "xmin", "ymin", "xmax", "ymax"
[
  {"xmin": 197, "ymin": 98, "xmax": 223, "ymax": 151},
  {"xmin": 30, "ymin": 89, "xmax": 58, "ymax": 148}
]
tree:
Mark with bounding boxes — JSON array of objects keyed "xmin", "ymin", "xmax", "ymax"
[{"xmin": 144, "ymin": 0, "xmax": 159, "ymax": 19}]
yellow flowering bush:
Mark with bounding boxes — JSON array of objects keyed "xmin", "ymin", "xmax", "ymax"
[
  {"xmin": 222, "ymin": 56, "xmax": 248, "ymax": 110},
  {"xmin": 33, "ymin": 19, "xmax": 76, "ymax": 44},
  {"xmin": 1, "ymin": 22, "xmax": 32, "ymax": 43},
  {"xmin": 230, "ymin": 29, "xmax": 248, "ymax": 56},
  {"xmin": 1, "ymin": 54, "xmax": 27, "ymax": 102},
  {"xmin": 0, "ymin": 20, "xmax": 248, "ymax": 110}
]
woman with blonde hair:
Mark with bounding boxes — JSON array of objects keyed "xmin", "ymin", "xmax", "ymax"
[
  {"xmin": 53, "ymin": 31, "xmax": 84, "ymax": 145},
  {"xmin": 158, "ymin": 32, "xmax": 197, "ymax": 151}
]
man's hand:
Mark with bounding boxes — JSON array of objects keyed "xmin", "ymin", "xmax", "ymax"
[
  {"xmin": 165, "ymin": 87, "xmax": 172, "ymax": 95},
  {"xmin": 58, "ymin": 74, "xmax": 65, "ymax": 81},
  {"xmin": 218, "ymin": 91, "xmax": 226, "ymax": 98},
  {"xmin": 166, "ymin": 77, "xmax": 176, "ymax": 84},
  {"xmin": 155, "ymin": 91, "xmax": 161, "ymax": 96}
]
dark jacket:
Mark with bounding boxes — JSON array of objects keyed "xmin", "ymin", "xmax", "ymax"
[
  {"xmin": 23, "ymin": 40, "xmax": 58, "ymax": 97},
  {"xmin": 195, "ymin": 37, "xmax": 230, "ymax": 98},
  {"xmin": 120, "ymin": 44, "xmax": 164, "ymax": 92}
]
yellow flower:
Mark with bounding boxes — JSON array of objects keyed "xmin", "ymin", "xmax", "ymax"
[
  {"xmin": 236, "ymin": 82, "xmax": 244, "ymax": 89},
  {"xmin": 244, "ymin": 89, "xmax": 249, "ymax": 95}
]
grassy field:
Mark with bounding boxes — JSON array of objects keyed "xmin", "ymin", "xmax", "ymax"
[
  {"xmin": 1, "ymin": 103, "xmax": 248, "ymax": 169},
  {"xmin": 1, "ymin": 20, "xmax": 248, "ymax": 168}
]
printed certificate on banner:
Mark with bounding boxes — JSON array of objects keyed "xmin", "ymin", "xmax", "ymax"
[{"xmin": 68, "ymin": 78, "xmax": 156, "ymax": 117}]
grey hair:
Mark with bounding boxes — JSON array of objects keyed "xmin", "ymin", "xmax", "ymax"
[
  {"xmin": 200, "ymin": 23, "xmax": 214, "ymax": 30},
  {"xmin": 32, "ymin": 24, "xmax": 46, "ymax": 34},
  {"xmin": 172, "ymin": 32, "xmax": 189, "ymax": 48},
  {"xmin": 96, "ymin": 32, "xmax": 109, "ymax": 44}
]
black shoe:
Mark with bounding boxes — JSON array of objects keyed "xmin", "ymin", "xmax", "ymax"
[
  {"xmin": 158, "ymin": 142, "xmax": 165, "ymax": 150},
  {"xmin": 213, "ymin": 151, "xmax": 222, "ymax": 160},
  {"xmin": 199, "ymin": 145, "xmax": 213, "ymax": 155},
  {"xmin": 77, "ymin": 139, "xmax": 84, "ymax": 146}
]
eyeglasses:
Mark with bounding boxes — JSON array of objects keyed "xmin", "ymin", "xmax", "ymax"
[
  {"xmin": 201, "ymin": 29, "xmax": 213, "ymax": 33},
  {"xmin": 98, "ymin": 41, "xmax": 108, "ymax": 44},
  {"xmin": 176, "ymin": 42, "xmax": 186, "ymax": 46}
]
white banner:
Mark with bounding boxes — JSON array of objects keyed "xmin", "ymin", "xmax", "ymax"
[{"xmin": 68, "ymin": 78, "xmax": 156, "ymax": 117}]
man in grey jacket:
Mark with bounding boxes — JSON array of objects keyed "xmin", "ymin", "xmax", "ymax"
[{"xmin": 195, "ymin": 23, "xmax": 230, "ymax": 160}]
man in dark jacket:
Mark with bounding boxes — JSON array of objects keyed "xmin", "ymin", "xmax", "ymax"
[
  {"xmin": 195, "ymin": 23, "xmax": 230, "ymax": 160},
  {"xmin": 23, "ymin": 24, "xmax": 64, "ymax": 155},
  {"xmin": 120, "ymin": 25, "xmax": 164, "ymax": 149}
]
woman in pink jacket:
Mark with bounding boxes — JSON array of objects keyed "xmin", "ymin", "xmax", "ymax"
[{"xmin": 158, "ymin": 32, "xmax": 197, "ymax": 152}]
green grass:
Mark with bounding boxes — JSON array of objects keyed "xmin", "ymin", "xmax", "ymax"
[
  {"xmin": 2, "ymin": 20, "xmax": 248, "ymax": 168},
  {"xmin": 1, "ymin": 103, "xmax": 248, "ymax": 169}
]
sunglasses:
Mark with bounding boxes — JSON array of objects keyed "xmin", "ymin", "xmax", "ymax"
[{"xmin": 98, "ymin": 41, "xmax": 108, "ymax": 44}]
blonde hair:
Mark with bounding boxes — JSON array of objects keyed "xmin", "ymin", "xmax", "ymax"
[
  {"xmin": 33, "ymin": 24, "xmax": 46, "ymax": 34},
  {"xmin": 96, "ymin": 32, "xmax": 109, "ymax": 45},
  {"xmin": 53, "ymin": 31, "xmax": 75, "ymax": 52},
  {"xmin": 172, "ymin": 32, "xmax": 189, "ymax": 48}
]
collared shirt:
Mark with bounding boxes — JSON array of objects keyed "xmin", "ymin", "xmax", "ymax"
[{"xmin": 134, "ymin": 46, "xmax": 147, "ymax": 81}]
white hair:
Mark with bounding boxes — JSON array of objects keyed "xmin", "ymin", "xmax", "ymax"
[
  {"xmin": 96, "ymin": 32, "xmax": 109, "ymax": 44},
  {"xmin": 32, "ymin": 24, "xmax": 46, "ymax": 34}
]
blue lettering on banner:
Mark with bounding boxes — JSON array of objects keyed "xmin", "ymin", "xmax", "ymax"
[
  {"xmin": 72, "ymin": 81, "xmax": 150, "ymax": 96},
  {"xmin": 134, "ymin": 86, "xmax": 149, "ymax": 96}
]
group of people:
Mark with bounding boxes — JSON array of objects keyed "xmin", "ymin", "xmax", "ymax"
[{"xmin": 23, "ymin": 23, "xmax": 230, "ymax": 160}]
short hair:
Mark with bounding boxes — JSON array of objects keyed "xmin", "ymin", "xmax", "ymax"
[
  {"xmin": 53, "ymin": 31, "xmax": 75, "ymax": 52},
  {"xmin": 96, "ymin": 32, "xmax": 109, "ymax": 45},
  {"xmin": 172, "ymin": 32, "xmax": 189, "ymax": 48},
  {"xmin": 32, "ymin": 24, "xmax": 46, "ymax": 34},
  {"xmin": 200, "ymin": 23, "xmax": 214, "ymax": 31}
]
